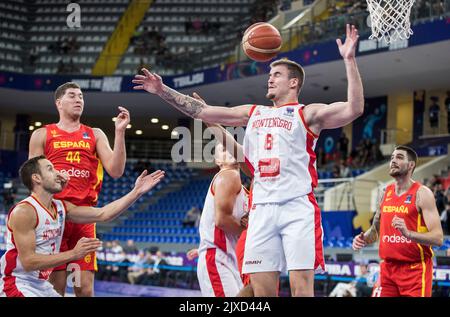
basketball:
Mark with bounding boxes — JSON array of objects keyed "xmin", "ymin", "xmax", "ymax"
[{"xmin": 242, "ymin": 22, "xmax": 282, "ymax": 62}]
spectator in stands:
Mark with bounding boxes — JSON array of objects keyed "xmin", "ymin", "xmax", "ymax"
[
  {"xmin": 96, "ymin": 241, "xmax": 113, "ymax": 281},
  {"xmin": 134, "ymin": 249, "xmax": 156, "ymax": 285},
  {"xmin": 430, "ymin": 174, "xmax": 443, "ymax": 187},
  {"xmin": 192, "ymin": 18, "xmax": 203, "ymax": 34},
  {"xmin": 435, "ymin": 183, "xmax": 447, "ymax": 214},
  {"xmin": 56, "ymin": 59, "xmax": 66, "ymax": 74},
  {"xmin": 202, "ymin": 18, "xmax": 210, "ymax": 35},
  {"xmin": 67, "ymin": 37, "xmax": 80, "ymax": 54},
  {"xmin": 445, "ymin": 91, "xmax": 450, "ymax": 133},
  {"xmin": 148, "ymin": 250, "xmax": 169, "ymax": 286},
  {"xmin": 185, "ymin": 17, "xmax": 193, "ymax": 34},
  {"xmin": 338, "ymin": 132, "xmax": 349, "ymax": 160},
  {"xmin": 417, "ymin": 0, "xmax": 430, "ymax": 18},
  {"xmin": 123, "ymin": 239, "xmax": 139, "ymax": 255},
  {"xmin": 2, "ymin": 182, "xmax": 16, "ymax": 212},
  {"xmin": 429, "ymin": 96, "xmax": 440, "ymax": 131},
  {"xmin": 332, "ymin": 163, "xmax": 341, "ymax": 178},
  {"xmin": 279, "ymin": 0, "xmax": 292, "ymax": 11},
  {"xmin": 339, "ymin": 159, "xmax": 351, "ymax": 178},
  {"xmin": 111, "ymin": 240, "xmax": 123, "ymax": 254},
  {"xmin": 316, "ymin": 147, "xmax": 326, "ymax": 169},
  {"xmin": 354, "ymin": 262, "xmax": 372, "ymax": 297},
  {"xmin": 127, "ymin": 250, "xmax": 149, "ymax": 284},
  {"xmin": 440, "ymin": 201, "xmax": 450, "ymax": 235},
  {"xmin": 68, "ymin": 58, "xmax": 79, "ymax": 74},
  {"xmin": 182, "ymin": 206, "xmax": 201, "ymax": 227},
  {"xmin": 29, "ymin": 46, "xmax": 39, "ymax": 66}
]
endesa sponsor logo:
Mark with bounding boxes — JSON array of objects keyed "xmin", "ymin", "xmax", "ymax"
[
  {"xmin": 60, "ymin": 167, "xmax": 90, "ymax": 178},
  {"xmin": 382, "ymin": 234, "xmax": 412, "ymax": 244}
]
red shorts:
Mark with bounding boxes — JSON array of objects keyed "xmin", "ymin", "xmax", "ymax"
[
  {"xmin": 54, "ymin": 221, "xmax": 97, "ymax": 271},
  {"xmin": 236, "ymin": 229, "xmax": 250, "ymax": 286},
  {"xmin": 373, "ymin": 258, "xmax": 433, "ymax": 297}
]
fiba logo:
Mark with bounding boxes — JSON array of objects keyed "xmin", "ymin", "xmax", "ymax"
[{"xmin": 66, "ymin": 3, "xmax": 81, "ymax": 29}]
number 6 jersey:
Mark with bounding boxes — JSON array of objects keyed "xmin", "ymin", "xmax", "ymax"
[
  {"xmin": 243, "ymin": 103, "xmax": 319, "ymax": 204},
  {"xmin": 45, "ymin": 124, "xmax": 103, "ymax": 206}
]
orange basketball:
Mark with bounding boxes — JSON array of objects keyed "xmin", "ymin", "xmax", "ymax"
[{"xmin": 242, "ymin": 22, "xmax": 282, "ymax": 62}]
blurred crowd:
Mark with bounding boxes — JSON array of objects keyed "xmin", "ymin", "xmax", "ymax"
[{"xmin": 96, "ymin": 239, "xmax": 171, "ymax": 286}]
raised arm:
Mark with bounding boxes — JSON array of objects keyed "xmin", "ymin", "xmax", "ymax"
[
  {"xmin": 132, "ymin": 69, "xmax": 252, "ymax": 126},
  {"xmin": 214, "ymin": 170, "xmax": 246, "ymax": 236},
  {"xmin": 66, "ymin": 170, "xmax": 165, "ymax": 223},
  {"xmin": 392, "ymin": 186, "xmax": 443, "ymax": 246},
  {"xmin": 305, "ymin": 24, "xmax": 364, "ymax": 135},
  {"xmin": 28, "ymin": 128, "xmax": 46, "ymax": 158},
  {"xmin": 94, "ymin": 106, "xmax": 129, "ymax": 179},
  {"xmin": 9, "ymin": 204, "xmax": 101, "ymax": 272}
]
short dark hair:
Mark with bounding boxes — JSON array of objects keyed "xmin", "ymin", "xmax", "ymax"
[
  {"xmin": 270, "ymin": 58, "xmax": 305, "ymax": 95},
  {"xmin": 19, "ymin": 155, "xmax": 46, "ymax": 191},
  {"xmin": 54, "ymin": 82, "xmax": 81, "ymax": 102},
  {"xmin": 395, "ymin": 145, "xmax": 418, "ymax": 171}
]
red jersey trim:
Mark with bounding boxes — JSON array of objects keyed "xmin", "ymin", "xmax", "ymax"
[
  {"xmin": 248, "ymin": 104, "xmax": 257, "ymax": 117},
  {"xmin": 205, "ymin": 248, "xmax": 225, "ymax": 297},
  {"xmin": 299, "ymin": 106, "xmax": 319, "ymax": 139},
  {"xmin": 30, "ymin": 195, "xmax": 57, "ymax": 221},
  {"xmin": 274, "ymin": 102, "xmax": 300, "ymax": 108},
  {"xmin": 2, "ymin": 248, "xmax": 24, "ymax": 297}
]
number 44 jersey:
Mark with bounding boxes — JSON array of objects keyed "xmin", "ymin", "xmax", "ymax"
[
  {"xmin": 243, "ymin": 103, "xmax": 319, "ymax": 204},
  {"xmin": 45, "ymin": 124, "xmax": 103, "ymax": 207}
]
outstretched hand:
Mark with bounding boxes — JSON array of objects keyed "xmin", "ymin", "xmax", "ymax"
[
  {"xmin": 114, "ymin": 106, "xmax": 130, "ymax": 132},
  {"xmin": 133, "ymin": 170, "xmax": 165, "ymax": 196},
  {"xmin": 132, "ymin": 68, "xmax": 164, "ymax": 94},
  {"xmin": 336, "ymin": 24, "xmax": 359, "ymax": 60}
]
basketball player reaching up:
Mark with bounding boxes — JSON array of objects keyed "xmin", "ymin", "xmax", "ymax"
[
  {"xmin": 186, "ymin": 121, "xmax": 253, "ymax": 297},
  {"xmin": 134, "ymin": 24, "xmax": 364, "ymax": 296},
  {"xmin": 0, "ymin": 155, "xmax": 164, "ymax": 297},
  {"xmin": 352, "ymin": 146, "xmax": 443, "ymax": 297},
  {"xmin": 28, "ymin": 82, "xmax": 129, "ymax": 297}
]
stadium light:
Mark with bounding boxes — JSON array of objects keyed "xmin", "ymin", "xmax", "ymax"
[
  {"xmin": 171, "ymin": 130, "xmax": 179, "ymax": 137},
  {"xmin": 162, "ymin": 125, "xmax": 169, "ymax": 130},
  {"xmin": 135, "ymin": 130, "xmax": 143, "ymax": 135},
  {"xmin": 127, "ymin": 124, "xmax": 132, "ymax": 129},
  {"xmin": 151, "ymin": 118, "xmax": 159, "ymax": 123},
  {"xmin": 34, "ymin": 121, "xmax": 42, "ymax": 127},
  {"xmin": 112, "ymin": 117, "xmax": 117, "ymax": 122},
  {"xmin": 29, "ymin": 125, "xmax": 35, "ymax": 131}
]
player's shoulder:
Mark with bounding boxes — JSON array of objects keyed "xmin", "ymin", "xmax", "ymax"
[
  {"xmin": 9, "ymin": 201, "xmax": 38, "ymax": 227},
  {"xmin": 30, "ymin": 127, "xmax": 47, "ymax": 139},
  {"xmin": 417, "ymin": 183, "xmax": 434, "ymax": 197},
  {"xmin": 215, "ymin": 169, "xmax": 241, "ymax": 188}
]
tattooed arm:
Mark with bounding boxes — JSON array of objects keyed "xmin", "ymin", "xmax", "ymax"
[{"xmin": 132, "ymin": 68, "xmax": 252, "ymax": 126}]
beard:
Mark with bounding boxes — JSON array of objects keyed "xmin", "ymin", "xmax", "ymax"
[
  {"xmin": 266, "ymin": 92, "xmax": 275, "ymax": 100},
  {"xmin": 389, "ymin": 167, "xmax": 407, "ymax": 177},
  {"xmin": 43, "ymin": 182, "xmax": 63, "ymax": 194}
]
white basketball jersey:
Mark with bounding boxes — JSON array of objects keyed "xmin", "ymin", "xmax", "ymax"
[
  {"xmin": 0, "ymin": 195, "xmax": 66, "ymax": 295},
  {"xmin": 243, "ymin": 103, "xmax": 319, "ymax": 204},
  {"xmin": 198, "ymin": 170, "xmax": 248, "ymax": 259}
]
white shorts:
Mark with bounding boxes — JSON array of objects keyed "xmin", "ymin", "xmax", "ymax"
[
  {"xmin": 242, "ymin": 193, "xmax": 325, "ymax": 274},
  {"xmin": 0, "ymin": 278, "xmax": 61, "ymax": 297},
  {"xmin": 197, "ymin": 248, "xmax": 243, "ymax": 297}
]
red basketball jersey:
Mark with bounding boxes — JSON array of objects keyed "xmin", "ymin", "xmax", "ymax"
[
  {"xmin": 379, "ymin": 182, "xmax": 433, "ymax": 262},
  {"xmin": 44, "ymin": 124, "xmax": 103, "ymax": 206}
]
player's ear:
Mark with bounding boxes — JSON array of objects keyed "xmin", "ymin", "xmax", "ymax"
[
  {"xmin": 31, "ymin": 173, "xmax": 41, "ymax": 185},
  {"xmin": 290, "ymin": 77, "xmax": 298, "ymax": 90}
]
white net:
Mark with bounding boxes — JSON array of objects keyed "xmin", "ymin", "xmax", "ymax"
[{"xmin": 366, "ymin": 0, "xmax": 416, "ymax": 43}]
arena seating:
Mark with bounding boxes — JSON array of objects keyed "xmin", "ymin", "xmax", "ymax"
[
  {"xmin": 29, "ymin": 0, "xmax": 129, "ymax": 75},
  {"xmin": 0, "ymin": 1, "xmax": 26, "ymax": 73},
  {"xmin": 114, "ymin": 0, "xmax": 258, "ymax": 75}
]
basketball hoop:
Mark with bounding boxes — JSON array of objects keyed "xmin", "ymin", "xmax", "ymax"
[{"xmin": 366, "ymin": 0, "xmax": 416, "ymax": 44}]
